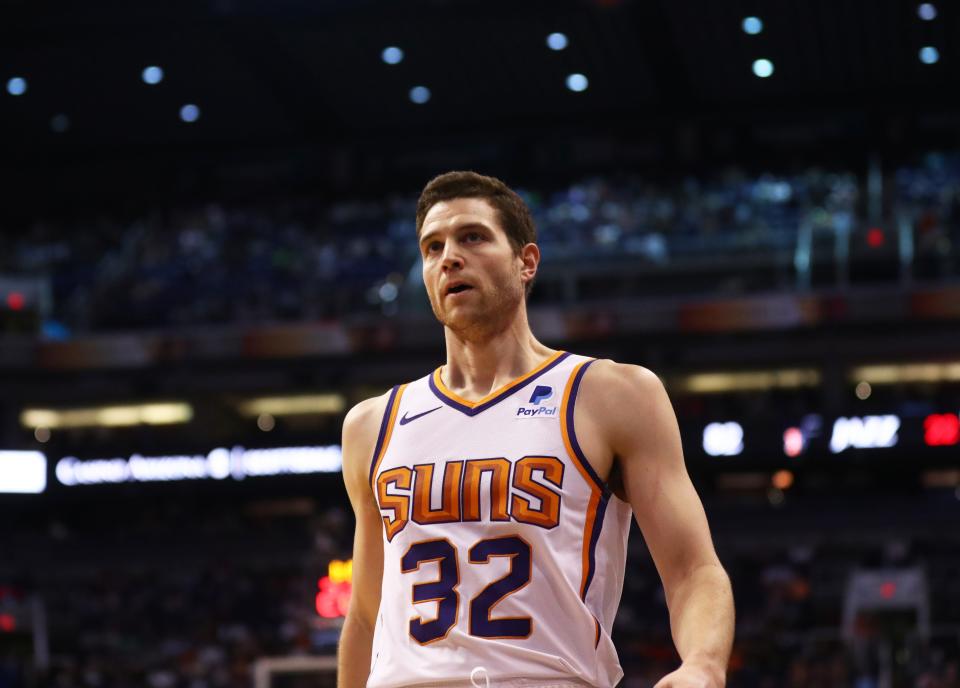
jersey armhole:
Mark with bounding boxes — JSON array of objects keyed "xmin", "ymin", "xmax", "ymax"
[
  {"xmin": 560, "ymin": 359, "xmax": 610, "ymax": 497},
  {"xmin": 368, "ymin": 384, "xmax": 406, "ymax": 489}
]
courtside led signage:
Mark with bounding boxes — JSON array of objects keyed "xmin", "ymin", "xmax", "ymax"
[
  {"xmin": 924, "ymin": 413, "xmax": 960, "ymax": 447},
  {"xmin": 829, "ymin": 415, "xmax": 900, "ymax": 453},
  {"xmin": 0, "ymin": 451, "xmax": 47, "ymax": 494},
  {"xmin": 55, "ymin": 445, "xmax": 342, "ymax": 486},
  {"xmin": 703, "ymin": 422, "xmax": 744, "ymax": 457}
]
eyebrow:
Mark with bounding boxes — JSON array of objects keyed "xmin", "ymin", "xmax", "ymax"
[{"xmin": 419, "ymin": 222, "xmax": 491, "ymax": 247}]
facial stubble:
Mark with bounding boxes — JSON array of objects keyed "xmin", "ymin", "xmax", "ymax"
[{"xmin": 431, "ymin": 269, "xmax": 525, "ymax": 343}]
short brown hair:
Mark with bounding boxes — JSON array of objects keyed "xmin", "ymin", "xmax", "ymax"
[{"xmin": 415, "ymin": 171, "xmax": 537, "ymax": 254}]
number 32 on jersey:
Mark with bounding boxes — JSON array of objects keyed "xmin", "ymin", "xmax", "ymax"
[{"xmin": 402, "ymin": 535, "xmax": 533, "ymax": 645}]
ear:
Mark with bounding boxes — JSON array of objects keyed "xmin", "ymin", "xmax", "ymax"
[{"xmin": 518, "ymin": 242, "xmax": 540, "ymax": 286}]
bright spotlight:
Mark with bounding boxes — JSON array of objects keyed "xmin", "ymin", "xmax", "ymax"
[
  {"xmin": 919, "ymin": 46, "xmax": 940, "ymax": 64},
  {"xmin": 142, "ymin": 66, "xmax": 164, "ymax": 85},
  {"xmin": 381, "ymin": 47, "xmax": 404, "ymax": 65},
  {"xmin": 918, "ymin": 3, "xmax": 937, "ymax": 20},
  {"xmin": 6, "ymin": 77, "xmax": 27, "ymax": 96},
  {"xmin": 409, "ymin": 86, "xmax": 431, "ymax": 104},
  {"xmin": 742, "ymin": 16, "xmax": 763, "ymax": 35},
  {"xmin": 179, "ymin": 104, "xmax": 200, "ymax": 122},
  {"xmin": 547, "ymin": 32, "xmax": 568, "ymax": 51},
  {"xmin": 566, "ymin": 73, "xmax": 588, "ymax": 92},
  {"xmin": 752, "ymin": 58, "xmax": 774, "ymax": 78}
]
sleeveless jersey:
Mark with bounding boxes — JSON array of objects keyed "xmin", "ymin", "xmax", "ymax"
[{"xmin": 367, "ymin": 351, "xmax": 632, "ymax": 688}]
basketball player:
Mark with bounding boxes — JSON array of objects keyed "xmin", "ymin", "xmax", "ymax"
[{"xmin": 338, "ymin": 172, "xmax": 734, "ymax": 687}]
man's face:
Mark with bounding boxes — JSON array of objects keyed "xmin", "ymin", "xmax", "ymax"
[{"xmin": 419, "ymin": 197, "xmax": 527, "ymax": 337}]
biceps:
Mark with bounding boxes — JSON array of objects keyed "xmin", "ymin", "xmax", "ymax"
[
  {"xmin": 348, "ymin": 500, "xmax": 385, "ymax": 627},
  {"xmin": 613, "ymin": 376, "xmax": 717, "ymax": 576},
  {"xmin": 629, "ymin": 465, "xmax": 719, "ymax": 591}
]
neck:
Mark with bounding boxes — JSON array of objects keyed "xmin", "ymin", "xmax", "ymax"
[{"xmin": 440, "ymin": 302, "xmax": 556, "ymax": 400}]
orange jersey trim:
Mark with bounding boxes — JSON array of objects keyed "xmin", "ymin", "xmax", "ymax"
[
  {"xmin": 431, "ymin": 350, "xmax": 567, "ymax": 409},
  {"xmin": 559, "ymin": 358, "xmax": 610, "ymax": 601},
  {"xmin": 368, "ymin": 383, "xmax": 407, "ymax": 491}
]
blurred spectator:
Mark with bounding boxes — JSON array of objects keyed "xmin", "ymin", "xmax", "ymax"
[{"xmin": 6, "ymin": 166, "xmax": 869, "ymax": 335}]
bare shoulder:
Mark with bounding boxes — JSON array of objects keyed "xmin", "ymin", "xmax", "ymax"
[
  {"xmin": 342, "ymin": 392, "xmax": 392, "ymax": 443},
  {"xmin": 580, "ymin": 359, "xmax": 667, "ymax": 411},
  {"xmin": 577, "ymin": 359, "xmax": 673, "ymax": 453},
  {"xmin": 585, "ymin": 358, "xmax": 662, "ymax": 386},
  {"xmin": 341, "ymin": 390, "xmax": 394, "ymax": 490}
]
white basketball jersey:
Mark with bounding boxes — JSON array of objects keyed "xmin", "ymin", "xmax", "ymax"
[{"xmin": 367, "ymin": 351, "xmax": 632, "ymax": 688}]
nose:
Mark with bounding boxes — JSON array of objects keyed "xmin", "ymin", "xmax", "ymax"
[{"xmin": 440, "ymin": 241, "xmax": 463, "ymax": 271}]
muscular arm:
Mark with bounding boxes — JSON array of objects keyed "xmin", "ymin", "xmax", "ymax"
[
  {"xmin": 586, "ymin": 362, "xmax": 735, "ymax": 687},
  {"xmin": 337, "ymin": 394, "xmax": 390, "ymax": 688}
]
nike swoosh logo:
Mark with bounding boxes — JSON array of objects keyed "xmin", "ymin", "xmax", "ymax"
[{"xmin": 399, "ymin": 406, "xmax": 442, "ymax": 425}]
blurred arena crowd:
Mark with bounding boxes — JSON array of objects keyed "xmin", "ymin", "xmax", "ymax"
[
  {"xmin": 6, "ymin": 152, "xmax": 959, "ymax": 335},
  {"xmin": 1, "ymin": 501, "xmax": 958, "ymax": 688}
]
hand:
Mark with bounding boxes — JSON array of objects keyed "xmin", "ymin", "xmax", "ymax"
[{"xmin": 653, "ymin": 661, "xmax": 725, "ymax": 688}]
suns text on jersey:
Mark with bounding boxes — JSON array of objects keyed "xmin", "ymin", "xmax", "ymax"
[{"xmin": 375, "ymin": 456, "xmax": 563, "ymax": 541}]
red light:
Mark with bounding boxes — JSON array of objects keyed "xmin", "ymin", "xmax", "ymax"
[
  {"xmin": 783, "ymin": 427, "xmax": 804, "ymax": 457},
  {"xmin": 867, "ymin": 228, "xmax": 885, "ymax": 248},
  {"xmin": 6, "ymin": 292, "xmax": 24, "ymax": 311},
  {"xmin": 879, "ymin": 582, "xmax": 897, "ymax": 599},
  {"xmin": 315, "ymin": 575, "xmax": 352, "ymax": 619},
  {"xmin": 0, "ymin": 614, "xmax": 15, "ymax": 632},
  {"xmin": 924, "ymin": 413, "xmax": 960, "ymax": 447}
]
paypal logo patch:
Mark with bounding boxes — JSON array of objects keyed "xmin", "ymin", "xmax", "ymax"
[
  {"xmin": 528, "ymin": 386, "xmax": 553, "ymax": 405},
  {"xmin": 517, "ymin": 385, "xmax": 558, "ymax": 419}
]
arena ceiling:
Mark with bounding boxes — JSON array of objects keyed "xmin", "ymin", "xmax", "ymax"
[{"xmin": 3, "ymin": 0, "xmax": 957, "ymax": 154}]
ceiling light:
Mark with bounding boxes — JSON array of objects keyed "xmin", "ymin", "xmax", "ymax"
[
  {"xmin": 547, "ymin": 33, "xmax": 568, "ymax": 50},
  {"xmin": 566, "ymin": 73, "xmax": 588, "ymax": 92},
  {"xmin": 6, "ymin": 77, "xmax": 27, "ymax": 96},
  {"xmin": 382, "ymin": 47, "xmax": 404, "ymax": 65},
  {"xmin": 142, "ymin": 66, "xmax": 164, "ymax": 85},
  {"xmin": 179, "ymin": 103, "xmax": 200, "ymax": 122},
  {"xmin": 918, "ymin": 3, "xmax": 937, "ymax": 20},
  {"xmin": 742, "ymin": 17, "xmax": 763, "ymax": 35},
  {"xmin": 752, "ymin": 58, "xmax": 774, "ymax": 78},
  {"xmin": 919, "ymin": 46, "xmax": 940, "ymax": 64},
  {"xmin": 409, "ymin": 86, "xmax": 431, "ymax": 104}
]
